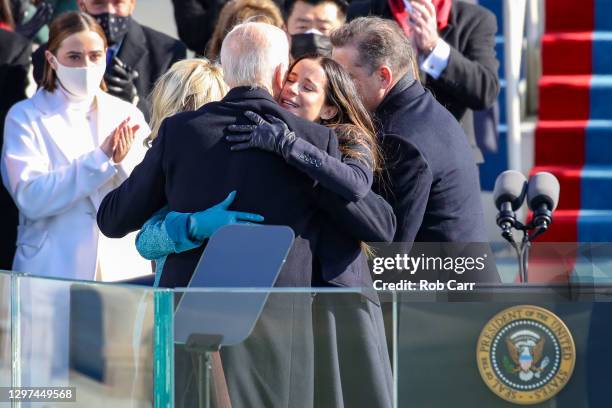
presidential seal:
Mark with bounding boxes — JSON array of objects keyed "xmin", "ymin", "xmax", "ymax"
[{"xmin": 476, "ymin": 305, "xmax": 576, "ymax": 405}]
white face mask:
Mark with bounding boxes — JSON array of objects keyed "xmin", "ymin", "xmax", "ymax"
[{"xmin": 52, "ymin": 56, "xmax": 106, "ymax": 98}]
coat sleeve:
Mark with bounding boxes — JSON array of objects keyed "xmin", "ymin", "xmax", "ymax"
[
  {"xmin": 1, "ymin": 107, "xmax": 119, "ymax": 220},
  {"xmin": 97, "ymin": 118, "xmax": 168, "ymax": 238},
  {"xmin": 135, "ymin": 206, "xmax": 201, "ymax": 260},
  {"xmin": 313, "ymin": 128, "xmax": 397, "ymax": 242},
  {"xmin": 286, "ymin": 136, "xmax": 373, "ymax": 202},
  {"xmin": 384, "ymin": 136, "xmax": 432, "ymax": 243},
  {"xmin": 433, "ymin": 8, "xmax": 500, "ymax": 110}
]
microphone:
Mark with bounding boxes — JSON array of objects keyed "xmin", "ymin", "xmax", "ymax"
[
  {"xmin": 493, "ymin": 170, "xmax": 528, "ymax": 239},
  {"xmin": 527, "ymin": 172, "xmax": 560, "ymax": 230}
]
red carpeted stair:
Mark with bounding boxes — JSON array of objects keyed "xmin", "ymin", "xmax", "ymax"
[{"xmin": 533, "ymin": 0, "xmax": 612, "ymax": 245}]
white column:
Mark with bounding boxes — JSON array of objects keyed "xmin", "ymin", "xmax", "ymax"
[{"xmin": 504, "ymin": 0, "xmax": 528, "ymax": 172}]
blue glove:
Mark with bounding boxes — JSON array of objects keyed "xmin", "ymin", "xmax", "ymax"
[{"xmin": 188, "ymin": 191, "xmax": 264, "ymax": 241}]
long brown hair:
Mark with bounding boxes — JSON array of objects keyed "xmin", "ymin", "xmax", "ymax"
[
  {"xmin": 288, "ymin": 55, "xmax": 384, "ymax": 255},
  {"xmin": 41, "ymin": 12, "xmax": 108, "ymax": 92},
  {"xmin": 206, "ymin": 0, "xmax": 284, "ymax": 61},
  {"xmin": 288, "ymin": 55, "xmax": 382, "ymax": 175}
]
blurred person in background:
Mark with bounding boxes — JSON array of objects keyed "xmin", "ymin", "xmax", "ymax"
[
  {"xmin": 0, "ymin": 0, "xmax": 30, "ymax": 269},
  {"xmin": 172, "ymin": 0, "xmax": 284, "ymax": 56},
  {"xmin": 9, "ymin": 0, "xmax": 54, "ymax": 43},
  {"xmin": 9, "ymin": 0, "xmax": 79, "ymax": 44},
  {"xmin": 32, "ymin": 0, "xmax": 187, "ymax": 120},
  {"xmin": 206, "ymin": 0, "xmax": 284, "ymax": 61},
  {"xmin": 284, "ymin": 0, "xmax": 347, "ymax": 58},
  {"xmin": 347, "ymin": 0, "xmax": 500, "ymax": 164}
]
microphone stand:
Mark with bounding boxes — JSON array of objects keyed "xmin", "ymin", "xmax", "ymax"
[{"xmin": 500, "ymin": 219, "xmax": 549, "ymax": 283}]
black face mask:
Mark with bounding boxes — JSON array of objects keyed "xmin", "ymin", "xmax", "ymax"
[
  {"xmin": 290, "ymin": 33, "xmax": 332, "ymax": 59},
  {"xmin": 92, "ymin": 12, "xmax": 130, "ymax": 45}
]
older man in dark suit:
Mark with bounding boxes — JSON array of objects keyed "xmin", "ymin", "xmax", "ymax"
[
  {"xmin": 32, "ymin": 0, "xmax": 186, "ymax": 120},
  {"xmin": 98, "ymin": 21, "xmax": 393, "ymax": 407},
  {"xmin": 347, "ymin": 0, "xmax": 500, "ymax": 164}
]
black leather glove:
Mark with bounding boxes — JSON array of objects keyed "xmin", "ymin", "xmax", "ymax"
[
  {"xmin": 14, "ymin": 1, "xmax": 53, "ymax": 39},
  {"xmin": 226, "ymin": 111, "xmax": 296, "ymax": 160},
  {"xmin": 105, "ymin": 57, "xmax": 139, "ymax": 103}
]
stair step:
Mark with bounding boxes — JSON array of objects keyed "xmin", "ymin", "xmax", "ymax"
[
  {"xmin": 531, "ymin": 209, "xmax": 580, "ymax": 242},
  {"xmin": 593, "ymin": 32, "xmax": 612, "ymax": 74},
  {"xmin": 546, "ymin": 0, "xmax": 594, "ymax": 33},
  {"xmin": 535, "ymin": 121, "xmax": 588, "ymax": 167},
  {"xmin": 581, "ymin": 166, "xmax": 612, "ymax": 210},
  {"xmin": 531, "ymin": 165, "xmax": 612, "ymax": 211},
  {"xmin": 585, "ymin": 120, "xmax": 612, "ymax": 165},
  {"xmin": 595, "ymin": 1, "xmax": 612, "ymax": 32},
  {"xmin": 588, "ymin": 76, "xmax": 612, "ymax": 119},
  {"xmin": 536, "ymin": 121, "xmax": 612, "ymax": 166},
  {"xmin": 578, "ymin": 210, "xmax": 612, "ymax": 241},
  {"xmin": 542, "ymin": 32, "xmax": 592, "ymax": 75},
  {"xmin": 538, "ymin": 75, "xmax": 612, "ymax": 120},
  {"xmin": 538, "ymin": 75, "xmax": 591, "ymax": 120},
  {"xmin": 546, "ymin": 0, "xmax": 612, "ymax": 32},
  {"xmin": 530, "ymin": 166, "xmax": 581, "ymax": 211}
]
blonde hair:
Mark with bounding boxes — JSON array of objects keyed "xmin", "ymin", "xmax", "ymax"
[
  {"xmin": 146, "ymin": 58, "xmax": 228, "ymax": 147},
  {"xmin": 207, "ymin": 0, "xmax": 284, "ymax": 61}
]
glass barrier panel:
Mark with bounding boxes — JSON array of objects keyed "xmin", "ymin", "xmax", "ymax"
[
  {"xmin": 0, "ymin": 271, "xmax": 11, "ymax": 407},
  {"xmin": 392, "ymin": 286, "xmax": 612, "ymax": 407},
  {"xmin": 13, "ymin": 274, "xmax": 159, "ymax": 407},
  {"xmin": 170, "ymin": 288, "xmax": 391, "ymax": 408},
  {"xmin": 1, "ymin": 241, "xmax": 611, "ymax": 407},
  {"xmin": 167, "ymin": 285, "xmax": 612, "ymax": 408}
]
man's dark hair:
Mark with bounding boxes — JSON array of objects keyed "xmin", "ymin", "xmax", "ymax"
[
  {"xmin": 330, "ymin": 16, "xmax": 414, "ymax": 76},
  {"xmin": 283, "ymin": 0, "xmax": 349, "ymax": 21}
]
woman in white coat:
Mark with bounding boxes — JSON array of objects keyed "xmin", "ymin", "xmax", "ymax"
[
  {"xmin": 1, "ymin": 11, "xmax": 150, "ymax": 282},
  {"xmin": 0, "ymin": 11, "xmax": 150, "ymax": 388}
]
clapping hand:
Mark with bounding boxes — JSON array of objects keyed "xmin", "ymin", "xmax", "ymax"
[
  {"xmin": 100, "ymin": 117, "xmax": 139, "ymax": 163},
  {"xmin": 225, "ymin": 111, "xmax": 296, "ymax": 160},
  {"xmin": 409, "ymin": 0, "xmax": 440, "ymax": 56}
]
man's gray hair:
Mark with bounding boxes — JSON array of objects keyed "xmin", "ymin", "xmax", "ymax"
[
  {"xmin": 330, "ymin": 17, "xmax": 414, "ymax": 76},
  {"xmin": 220, "ymin": 22, "xmax": 289, "ymax": 90}
]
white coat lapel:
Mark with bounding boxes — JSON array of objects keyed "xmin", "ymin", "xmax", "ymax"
[
  {"xmin": 96, "ymin": 93, "xmax": 111, "ymax": 145},
  {"xmin": 40, "ymin": 113, "xmax": 86, "ymax": 164},
  {"xmin": 36, "ymin": 89, "xmax": 97, "ymax": 164}
]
